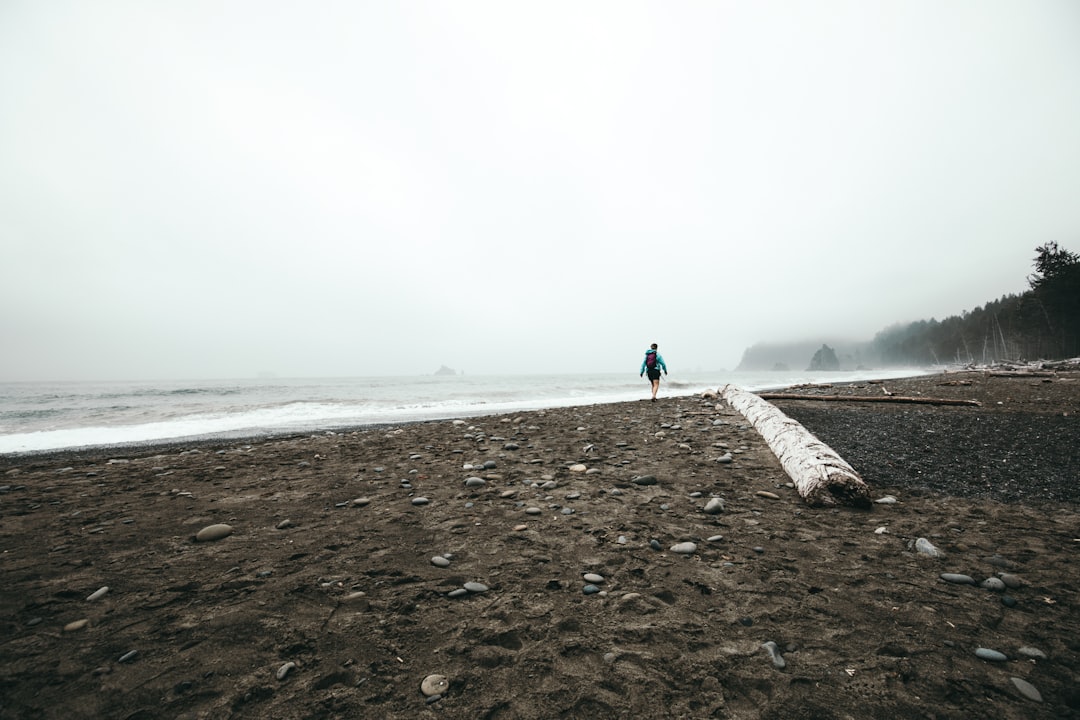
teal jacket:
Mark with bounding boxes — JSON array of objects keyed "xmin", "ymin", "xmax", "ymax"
[{"xmin": 640, "ymin": 349, "xmax": 667, "ymax": 374}]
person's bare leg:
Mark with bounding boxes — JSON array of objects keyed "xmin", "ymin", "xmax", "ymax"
[{"xmin": 651, "ymin": 378, "xmax": 660, "ymax": 400}]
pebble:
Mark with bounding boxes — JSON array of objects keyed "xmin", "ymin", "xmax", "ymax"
[
  {"xmin": 582, "ymin": 584, "xmax": 601, "ymax": 595},
  {"xmin": 1001, "ymin": 595, "xmax": 1018, "ymax": 608},
  {"xmin": 974, "ymin": 648, "xmax": 1008, "ymax": 662},
  {"xmin": 352, "ymin": 498, "xmax": 370, "ymax": 507},
  {"xmin": 483, "ymin": 460, "xmax": 497, "ymax": 469},
  {"xmin": 707, "ymin": 535, "xmax": 724, "ymax": 542},
  {"xmin": 914, "ymin": 538, "xmax": 942, "ymax": 557},
  {"xmin": 874, "ymin": 495, "xmax": 898, "ymax": 504},
  {"xmin": 715, "ymin": 453, "xmax": 733, "ymax": 464},
  {"xmin": 447, "ymin": 589, "xmax": 468, "ymax": 598},
  {"xmin": 86, "ymin": 586, "xmax": 109, "ymax": 602},
  {"xmin": 940, "ymin": 573, "xmax": 976, "ymax": 585},
  {"xmin": 411, "ymin": 497, "xmax": 430, "ymax": 506},
  {"xmin": 1010, "ymin": 677, "xmax": 1042, "ymax": 703},
  {"xmin": 1017, "ymin": 647, "xmax": 1047, "ymax": 660},
  {"xmin": 998, "ymin": 573, "xmax": 1023, "ymax": 588},
  {"xmin": 703, "ymin": 498, "xmax": 724, "ymax": 514},
  {"xmin": 118, "ymin": 650, "xmax": 138, "ymax": 663},
  {"xmin": 431, "ymin": 556, "xmax": 451, "ymax": 568},
  {"xmin": 649, "ymin": 539, "xmax": 662, "ymax": 551},
  {"xmin": 421, "ymin": 674, "xmax": 449, "ymax": 697},
  {"xmin": 569, "ymin": 464, "xmax": 587, "ymax": 473},
  {"xmin": 980, "ymin": 577, "xmax": 1006, "ymax": 592},
  {"xmin": 64, "ymin": 619, "xmax": 90, "ymax": 632},
  {"xmin": 756, "ymin": 491, "xmax": 780, "ymax": 500},
  {"xmin": 276, "ymin": 519, "xmax": 293, "ymax": 529},
  {"xmin": 463, "ymin": 582, "xmax": 488, "ymax": 593},
  {"xmin": 583, "ymin": 573, "xmax": 604, "ymax": 584},
  {"xmin": 670, "ymin": 542, "xmax": 697, "ymax": 554},
  {"xmin": 560, "ymin": 508, "xmax": 574, "ymax": 515},
  {"xmin": 464, "ymin": 477, "xmax": 486, "ymax": 488},
  {"xmin": 525, "ymin": 507, "xmax": 542, "ymax": 515},
  {"xmin": 195, "ymin": 524, "xmax": 233, "ymax": 542},
  {"xmin": 752, "ymin": 546, "xmax": 765, "ymax": 554},
  {"xmin": 513, "ymin": 524, "xmax": 528, "ymax": 531},
  {"xmin": 874, "ymin": 527, "xmax": 888, "ymax": 534},
  {"xmin": 617, "ymin": 536, "xmax": 627, "ymax": 544},
  {"xmin": 631, "ymin": 475, "xmax": 658, "ymax": 486},
  {"xmin": 276, "ymin": 661, "xmax": 296, "ymax": 680},
  {"xmin": 761, "ymin": 641, "xmax": 786, "ymax": 669}
]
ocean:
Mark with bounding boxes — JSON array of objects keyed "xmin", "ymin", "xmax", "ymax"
[{"xmin": 0, "ymin": 369, "xmax": 932, "ymax": 454}]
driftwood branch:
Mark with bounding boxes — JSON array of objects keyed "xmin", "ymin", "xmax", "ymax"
[
  {"xmin": 720, "ymin": 385, "xmax": 871, "ymax": 508},
  {"xmin": 756, "ymin": 393, "xmax": 981, "ymax": 407}
]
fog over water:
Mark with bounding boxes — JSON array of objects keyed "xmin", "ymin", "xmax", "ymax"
[{"xmin": 2, "ymin": 2, "xmax": 1079, "ymax": 381}]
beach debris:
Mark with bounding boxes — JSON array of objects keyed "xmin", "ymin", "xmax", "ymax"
[{"xmin": 720, "ymin": 385, "xmax": 871, "ymax": 507}]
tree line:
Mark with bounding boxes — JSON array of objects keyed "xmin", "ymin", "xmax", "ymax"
[{"xmin": 872, "ymin": 243, "xmax": 1080, "ymax": 366}]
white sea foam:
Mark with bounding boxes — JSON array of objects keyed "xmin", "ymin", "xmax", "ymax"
[{"xmin": 0, "ymin": 369, "xmax": 932, "ymax": 453}]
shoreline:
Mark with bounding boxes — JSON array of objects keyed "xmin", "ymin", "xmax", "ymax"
[
  {"xmin": 1, "ymin": 367, "xmax": 1077, "ymax": 718},
  {"xmin": 0, "ymin": 369, "xmax": 941, "ymax": 465}
]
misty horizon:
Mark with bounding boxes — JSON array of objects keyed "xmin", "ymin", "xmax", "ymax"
[{"xmin": 3, "ymin": 3, "xmax": 1078, "ymax": 382}]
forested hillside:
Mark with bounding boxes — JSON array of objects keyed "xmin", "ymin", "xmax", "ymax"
[{"xmin": 737, "ymin": 243, "xmax": 1079, "ymax": 371}]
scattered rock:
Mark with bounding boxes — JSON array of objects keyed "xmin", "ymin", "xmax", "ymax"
[
  {"xmin": 670, "ymin": 542, "xmax": 697, "ymax": 555},
  {"xmin": 276, "ymin": 661, "xmax": 296, "ymax": 680},
  {"xmin": 914, "ymin": 538, "xmax": 942, "ymax": 557},
  {"xmin": 762, "ymin": 641, "xmax": 786, "ymax": 669},
  {"xmin": 940, "ymin": 573, "xmax": 976, "ymax": 585},
  {"xmin": 86, "ymin": 586, "xmax": 109, "ymax": 602},
  {"xmin": 421, "ymin": 674, "xmax": 449, "ymax": 697},
  {"xmin": 1010, "ymin": 677, "xmax": 1042, "ymax": 703},
  {"xmin": 195, "ymin": 524, "xmax": 233, "ymax": 542},
  {"xmin": 703, "ymin": 497, "xmax": 724, "ymax": 514},
  {"xmin": 974, "ymin": 648, "xmax": 1008, "ymax": 662}
]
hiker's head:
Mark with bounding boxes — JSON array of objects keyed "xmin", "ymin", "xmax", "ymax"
[{"xmin": 651, "ymin": 343, "xmax": 658, "ymax": 350}]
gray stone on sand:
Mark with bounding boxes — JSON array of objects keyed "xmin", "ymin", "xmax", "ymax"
[
  {"xmin": 411, "ymin": 497, "xmax": 430, "ymax": 506},
  {"xmin": 974, "ymin": 648, "xmax": 1008, "ymax": 662},
  {"xmin": 195, "ymin": 524, "xmax": 233, "ymax": 542},
  {"xmin": 914, "ymin": 538, "xmax": 942, "ymax": 557},
  {"xmin": 1017, "ymin": 647, "xmax": 1047, "ymax": 660},
  {"xmin": 940, "ymin": 573, "xmax": 976, "ymax": 585},
  {"xmin": 1010, "ymin": 677, "xmax": 1042, "ymax": 703},
  {"xmin": 583, "ymin": 573, "xmax": 604, "ymax": 584},
  {"xmin": 762, "ymin": 641, "xmax": 786, "ymax": 669},
  {"xmin": 463, "ymin": 582, "xmax": 488, "ymax": 593},
  {"xmin": 431, "ymin": 556, "xmax": 451, "ymax": 568},
  {"xmin": 980, "ymin": 577, "xmax": 1006, "ymax": 591},
  {"xmin": 670, "ymin": 542, "xmax": 697, "ymax": 554},
  {"xmin": 276, "ymin": 661, "xmax": 296, "ymax": 680},
  {"xmin": 703, "ymin": 497, "xmax": 724, "ymax": 514},
  {"xmin": 86, "ymin": 586, "xmax": 109, "ymax": 602},
  {"xmin": 464, "ymin": 477, "xmax": 486, "ymax": 488},
  {"xmin": 631, "ymin": 475, "xmax": 658, "ymax": 486},
  {"xmin": 421, "ymin": 674, "xmax": 449, "ymax": 697}
]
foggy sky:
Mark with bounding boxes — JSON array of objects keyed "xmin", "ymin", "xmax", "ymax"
[{"xmin": 3, "ymin": 1, "xmax": 1079, "ymax": 381}]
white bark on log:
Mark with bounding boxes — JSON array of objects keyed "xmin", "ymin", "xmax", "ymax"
[{"xmin": 720, "ymin": 384, "xmax": 871, "ymax": 508}]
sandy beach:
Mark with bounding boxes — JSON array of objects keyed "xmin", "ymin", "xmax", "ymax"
[{"xmin": 1, "ymin": 370, "xmax": 1078, "ymax": 719}]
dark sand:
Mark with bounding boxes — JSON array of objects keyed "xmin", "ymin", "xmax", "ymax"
[{"xmin": 1, "ymin": 370, "xmax": 1078, "ymax": 719}]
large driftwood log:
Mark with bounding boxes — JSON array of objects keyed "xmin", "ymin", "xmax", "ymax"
[
  {"xmin": 720, "ymin": 384, "xmax": 871, "ymax": 508},
  {"xmin": 756, "ymin": 393, "xmax": 981, "ymax": 407}
]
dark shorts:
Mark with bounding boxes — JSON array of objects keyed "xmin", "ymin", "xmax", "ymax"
[{"xmin": 646, "ymin": 368, "xmax": 661, "ymax": 381}]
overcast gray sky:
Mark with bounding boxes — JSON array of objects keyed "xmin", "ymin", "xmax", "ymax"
[{"xmin": 2, "ymin": 1, "xmax": 1079, "ymax": 381}]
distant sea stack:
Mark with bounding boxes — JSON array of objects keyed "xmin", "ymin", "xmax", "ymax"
[{"xmin": 434, "ymin": 365, "xmax": 459, "ymax": 376}]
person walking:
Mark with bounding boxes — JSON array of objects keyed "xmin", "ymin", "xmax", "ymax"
[{"xmin": 639, "ymin": 343, "xmax": 668, "ymax": 401}]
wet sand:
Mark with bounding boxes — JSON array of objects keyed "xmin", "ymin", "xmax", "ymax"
[{"xmin": 1, "ymin": 370, "xmax": 1078, "ymax": 719}]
